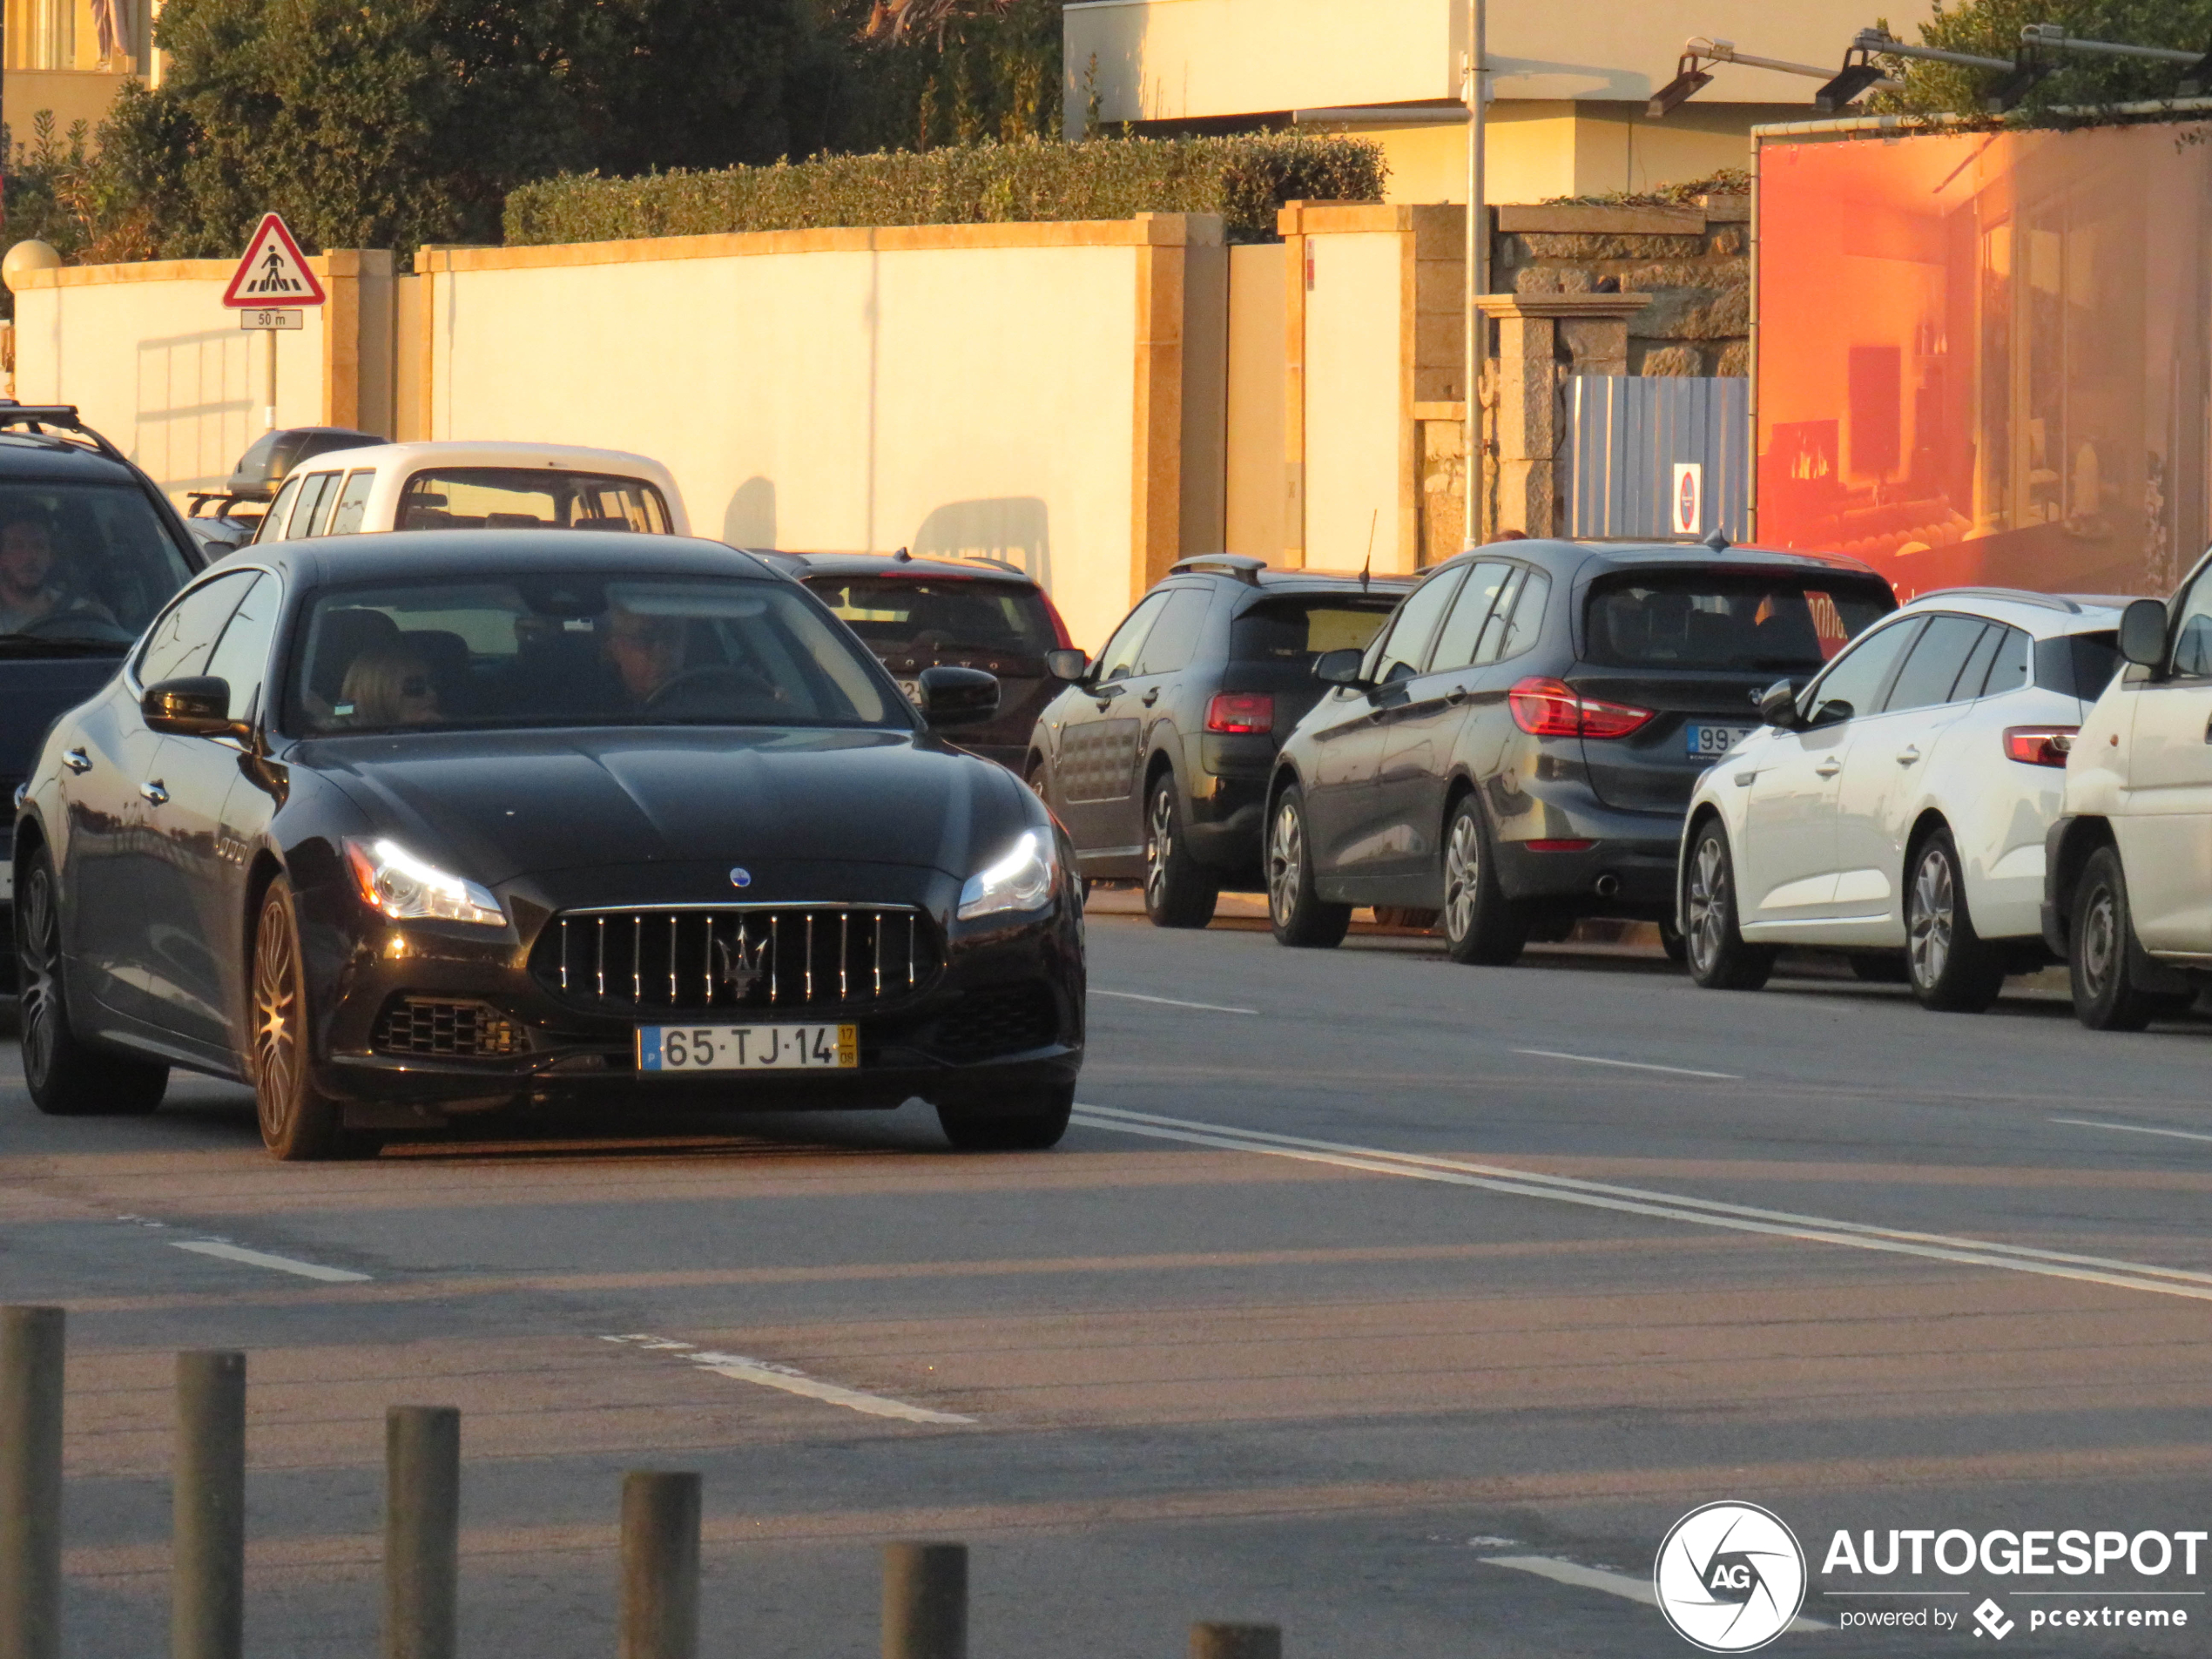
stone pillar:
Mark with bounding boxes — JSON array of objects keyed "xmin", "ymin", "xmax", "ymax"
[{"xmin": 1474, "ymin": 293, "xmax": 1651, "ymax": 538}]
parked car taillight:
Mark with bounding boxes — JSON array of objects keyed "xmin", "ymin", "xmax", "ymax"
[
  {"xmin": 2003, "ymin": 725, "xmax": 2077, "ymax": 767},
  {"xmin": 1206, "ymin": 692, "xmax": 1274, "ymax": 734},
  {"xmin": 1507, "ymin": 677, "xmax": 1655, "ymax": 739}
]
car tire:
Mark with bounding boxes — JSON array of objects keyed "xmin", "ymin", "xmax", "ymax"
[
  {"xmin": 1682, "ymin": 820, "xmax": 1776, "ymax": 991},
  {"xmin": 1849, "ymin": 953, "xmax": 1909, "ymax": 984},
  {"xmin": 1905, "ymin": 828, "xmax": 2006, "ymax": 1013},
  {"xmin": 1143, "ymin": 773, "xmax": 1218, "ymax": 929},
  {"xmin": 250, "ymin": 877, "xmax": 376, "ymax": 1161},
  {"xmin": 2070, "ymin": 846, "xmax": 2194, "ymax": 1031},
  {"xmin": 937, "ymin": 1082, "xmax": 1074, "ymax": 1150},
  {"xmin": 1266, "ymin": 786, "xmax": 1350, "ymax": 948},
  {"xmin": 14, "ymin": 847, "xmax": 168, "ymax": 1116},
  {"xmin": 1440, "ymin": 797, "xmax": 1527, "ymax": 967}
]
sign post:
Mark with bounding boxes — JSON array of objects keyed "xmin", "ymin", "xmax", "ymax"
[{"xmin": 221, "ymin": 213, "xmax": 327, "ymax": 431}]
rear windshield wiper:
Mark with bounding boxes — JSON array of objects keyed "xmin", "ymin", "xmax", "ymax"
[{"xmin": 0, "ymin": 635, "xmax": 130, "ymax": 658}]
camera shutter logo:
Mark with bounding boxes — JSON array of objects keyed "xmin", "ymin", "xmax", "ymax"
[{"xmin": 1654, "ymin": 1501, "xmax": 1807, "ymax": 1652}]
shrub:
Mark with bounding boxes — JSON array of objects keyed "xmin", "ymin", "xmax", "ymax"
[{"xmin": 503, "ymin": 132, "xmax": 1388, "ymax": 246}]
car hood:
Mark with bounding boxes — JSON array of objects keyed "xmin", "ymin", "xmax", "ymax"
[{"xmin": 297, "ymin": 725, "xmax": 1025, "ymax": 887}]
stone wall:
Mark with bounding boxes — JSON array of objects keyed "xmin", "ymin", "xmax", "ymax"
[{"xmin": 1493, "ymin": 194, "xmax": 1750, "ymax": 378}]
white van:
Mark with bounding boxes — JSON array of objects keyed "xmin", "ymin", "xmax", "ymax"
[{"xmin": 250, "ymin": 441, "xmax": 690, "ymax": 545}]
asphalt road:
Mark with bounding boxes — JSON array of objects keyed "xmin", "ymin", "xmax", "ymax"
[{"xmin": 6, "ymin": 900, "xmax": 2212, "ymax": 1656}]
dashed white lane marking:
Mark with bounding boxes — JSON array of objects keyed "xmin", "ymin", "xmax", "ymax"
[
  {"xmin": 1070, "ymin": 1103, "xmax": 2212, "ymax": 1304},
  {"xmin": 1514, "ymin": 1048, "xmax": 1740, "ymax": 1081},
  {"xmin": 1093, "ymin": 989, "xmax": 1259, "ymax": 1015},
  {"xmin": 1481, "ymin": 1554, "xmax": 1830, "ymax": 1630},
  {"xmin": 2052, "ymin": 1116, "xmax": 2212, "ymax": 1146},
  {"xmin": 170, "ymin": 1240, "xmax": 370, "ymax": 1283},
  {"xmin": 602, "ymin": 1335, "xmax": 973, "ymax": 1425}
]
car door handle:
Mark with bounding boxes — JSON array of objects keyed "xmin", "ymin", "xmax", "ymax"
[
  {"xmin": 63, "ymin": 749, "xmax": 91, "ymax": 773},
  {"xmin": 138, "ymin": 780, "xmax": 169, "ymax": 806},
  {"xmin": 1446, "ymin": 685, "xmax": 1469, "ymax": 705},
  {"xmin": 1141, "ymin": 688, "xmax": 1159, "ymax": 707},
  {"xmin": 1814, "ymin": 759, "xmax": 1842, "ymax": 778},
  {"xmin": 1896, "ymin": 745, "xmax": 1921, "ymax": 765}
]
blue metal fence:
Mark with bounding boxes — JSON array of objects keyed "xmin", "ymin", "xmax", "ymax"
[{"xmin": 1567, "ymin": 376, "xmax": 1750, "ymax": 542}]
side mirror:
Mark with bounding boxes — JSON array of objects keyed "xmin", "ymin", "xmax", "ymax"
[
  {"xmin": 1043, "ymin": 647, "xmax": 1089, "ymax": 683},
  {"xmin": 2119, "ymin": 597, "xmax": 2168, "ymax": 669},
  {"xmin": 143, "ymin": 677, "xmax": 247, "ymax": 740},
  {"xmin": 917, "ymin": 664, "xmax": 999, "ymax": 729},
  {"xmin": 1755, "ymin": 678, "xmax": 1802, "ymax": 729},
  {"xmin": 1313, "ymin": 647, "xmax": 1367, "ymax": 687}
]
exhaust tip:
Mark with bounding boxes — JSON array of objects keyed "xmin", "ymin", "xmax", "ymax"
[{"xmin": 1594, "ymin": 873, "xmax": 1622, "ymax": 898}]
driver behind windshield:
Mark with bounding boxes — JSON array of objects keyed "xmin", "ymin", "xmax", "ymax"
[
  {"xmin": 602, "ymin": 604, "xmax": 688, "ymax": 707},
  {"xmin": 0, "ymin": 509, "xmax": 115, "ymax": 636}
]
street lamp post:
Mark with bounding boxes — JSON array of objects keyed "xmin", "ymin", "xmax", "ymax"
[{"xmin": 1462, "ymin": 0, "xmax": 1487, "ymax": 550}]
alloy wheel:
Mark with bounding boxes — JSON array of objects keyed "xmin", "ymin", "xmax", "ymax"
[
  {"xmin": 1145, "ymin": 786, "xmax": 1174, "ymax": 912},
  {"xmin": 1267, "ymin": 802, "xmax": 1302, "ymax": 925},
  {"xmin": 1907, "ymin": 846, "xmax": 1955, "ymax": 988},
  {"xmin": 1685, "ymin": 834, "xmax": 1730, "ymax": 976},
  {"xmin": 17, "ymin": 864, "xmax": 61, "ymax": 1088},
  {"xmin": 252, "ymin": 899, "xmax": 300, "ymax": 1145},
  {"xmin": 1442, "ymin": 812, "xmax": 1481, "ymax": 942}
]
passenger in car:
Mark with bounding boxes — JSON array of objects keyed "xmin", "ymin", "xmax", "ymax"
[
  {"xmin": 0, "ymin": 507, "xmax": 117, "ymax": 633},
  {"xmin": 336, "ymin": 642, "xmax": 442, "ymax": 727}
]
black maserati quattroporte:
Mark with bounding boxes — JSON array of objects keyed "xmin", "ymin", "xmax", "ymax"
[{"xmin": 11, "ymin": 533, "xmax": 1084, "ymax": 1158}]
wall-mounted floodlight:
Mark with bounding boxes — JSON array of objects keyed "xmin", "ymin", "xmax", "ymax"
[
  {"xmin": 1652, "ymin": 35, "xmax": 1902, "ymax": 118},
  {"xmin": 1835, "ymin": 27, "xmax": 2034, "ymax": 112},
  {"xmin": 2020, "ymin": 23, "xmax": 2212, "ymax": 96}
]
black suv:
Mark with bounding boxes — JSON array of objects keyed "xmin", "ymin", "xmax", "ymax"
[
  {"xmin": 0, "ymin": 406, "xmax": 206, "ymax": 990},
  {"xmin": 1028, "ymin": 555, "xmax": 1412, "ymax": 927},
  {"xmin": 769, "ymin": 551, "xmax": 1072, "ymax": 772},
  {"xmin": 1265, "ymin": 538, "xmax": 1895, "ymax": 960}
]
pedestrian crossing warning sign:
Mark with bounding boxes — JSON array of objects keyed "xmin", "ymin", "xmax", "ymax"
[{"xmin": 221, "ymin": 213, "xmax": 326, "ymax": 307}]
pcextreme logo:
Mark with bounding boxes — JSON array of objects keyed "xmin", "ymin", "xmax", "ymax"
[{"xmin": 1655, "ymin": 1501, "xmax": 1810, "ymax": 1652}]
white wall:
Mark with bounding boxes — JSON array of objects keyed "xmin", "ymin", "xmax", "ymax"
[
  {"xmin": 1300, "ymin": 231, "xmax": 1405, "ymax": 572},
  {"xmin": 425, "ymin": 236, "xmax": 1147, "ymax": 653}
]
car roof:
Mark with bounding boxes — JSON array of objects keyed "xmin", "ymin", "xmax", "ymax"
[
  {"xmin": 772, "ymin": 550, "xmax": 1041, "ymax": 586},
  {"xmin": 0, "ymin": 428, "xmax": 151, "ymax": 485},
  {"xmin": 273, "ymin": 439, "xmax": 678, "ymax": 488},
  {"xmin": 233, "ymin": 529, "xmax": 779, "ymax": 589},
  {"xmin": 1896, "ymin": 586, "xmax": 2124, "ymax": 635},
  {"xmin": 1455, "ymin": 536, "xmax": 1887, "ymax": 580}
]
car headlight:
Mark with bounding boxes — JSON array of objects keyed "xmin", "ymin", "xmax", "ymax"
[
  {"xmin": 956, "ymin": 829, "xmax": 1056, "ymax": 921},
  {"xmin": 343, "ymin": 837, "xmax": 505, "ymax": 927}
]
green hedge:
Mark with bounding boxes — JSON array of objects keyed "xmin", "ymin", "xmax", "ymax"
[{"xmin": 502, "ymin": 132, "xmax": 1387, "ymax": 247}]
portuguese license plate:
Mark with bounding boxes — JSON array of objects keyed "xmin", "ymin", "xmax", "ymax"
[
  {"xmin": 637, "ymin": 1023, "xmax": 857, "ymax": 1072},
  {"xmin": 1688, "ymin": 722, "xmax": 1757, "ymax": 758}
]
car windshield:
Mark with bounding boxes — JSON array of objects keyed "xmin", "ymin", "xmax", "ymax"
[
  {"xmin": 806, "ymin": 577, "xmax": 1059, "ymax": 659},
  {"xmin": 395, "ymin": 469, "xmax": 671, "ymax": 533},
  {"xmin": 287, "ymin": 575, "xmax": 903, "ymax": 734},
  {"xmin": 0, "ymin": 481, "xmax": 194, "ymax": 653},
  {"xmin": 1583, "ymin": 571, "xmax": 1893, "ymax": 672},
  {"xmin": 1230, "ymin": 596, "xmax": 1399, "ymax": 664}
]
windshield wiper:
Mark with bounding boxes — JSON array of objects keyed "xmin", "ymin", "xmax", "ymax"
[{"xmin": 0, "ymin": 635, "xmax": 129, "ymax": 658}]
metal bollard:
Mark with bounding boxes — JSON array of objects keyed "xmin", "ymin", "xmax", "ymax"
[
  {"xmin": 619, "ymin": 1472, "xmax": 700, "ymax": 1659},
  {"xmin": 1190, "ymin": 1623, "xmax": 1282, "ymax": 1659},
  {"xmin": 384, "ymin": 1406, "xmax": 460, "ymax": 1659},
  {"xmin": 172, "ymin": 1351, "xmax": 246, "ymax": 1659},
  {"xmin": 0, "ymin": 1306, "xmax": 64, "ymax": 1659},
  {"xmin": 881, "ymin": 1541, "xmax": 966, "ymax": 1659}
]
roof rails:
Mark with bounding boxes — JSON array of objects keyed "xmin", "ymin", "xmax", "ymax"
[
  {"xmin": 1910, "ymin": 586, "xmax": 2086, "ymax": 615},
  {"xmin": 0, "ymin": 401, "xmax": 128, "ymax": 465},
  {"xmin": 1170, "ymin": 553, "xmax": 1267, "ymax": 586}
]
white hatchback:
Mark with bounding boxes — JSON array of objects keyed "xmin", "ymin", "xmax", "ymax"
[
  {"xmin": 249, "ymin": 441, "xmax": 691, "ymax": 545},
  {"xmin": 1678, "ymin": 588, "xmax": 2121, "ymax": 1010}
]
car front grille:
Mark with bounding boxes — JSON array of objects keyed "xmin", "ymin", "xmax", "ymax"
[
  {"xmin": 375, "ymin": 999, "xmax": 527, "ymax": 1058},
  {"xmin": 532, "ymin": 905, "xmax": 941, "ymax": 1017},
  {"xmin": 927, "ymin": 983, "xmax": 1061, "ymax": 1061}
]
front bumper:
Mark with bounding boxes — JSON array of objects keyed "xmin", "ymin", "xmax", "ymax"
[{"xmin": 298, "ymin": 861, "xmax": 1085, "ymax": 1115}]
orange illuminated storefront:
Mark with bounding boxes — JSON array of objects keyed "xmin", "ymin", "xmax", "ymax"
[{"xmin": 1756, "ymin": 119, "xmax": 2212, "ymax": 600}]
